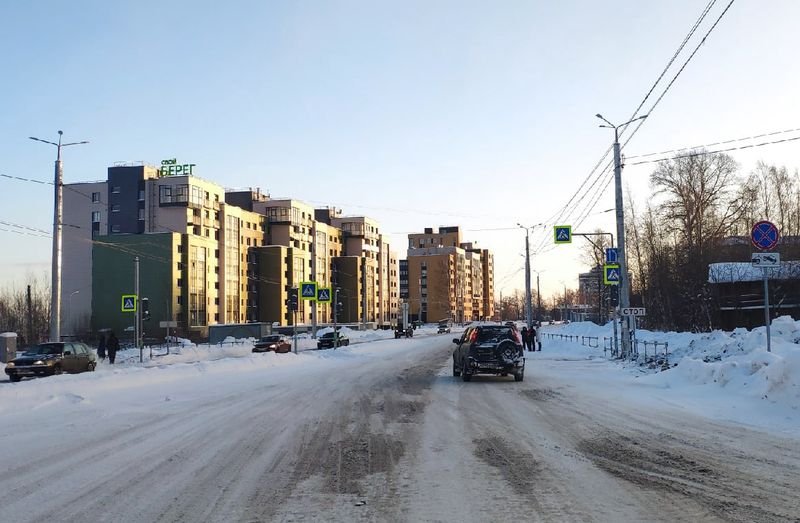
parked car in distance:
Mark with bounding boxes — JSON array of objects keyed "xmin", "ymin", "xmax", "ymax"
[
  {"xmin": 412, "ymin": 320, "xmax": 424, "ymax": 329},
  {"xmin": 252, "ymin": 335, "xmax": 291, "ymax": 354},
  {"xmin": 437, "ymin": 323, "xmax": 451, "ymax": 334},
  {"xmin": 5, "ymin": 342, "xmax": 97, "ymax": 382},
  {"xmin": 317, "ymin": 331, "xmax": 350, "ymax": 349},
  {"xmin": 452, "ymin": 324, "xmax": 524, "ymax": 382}
]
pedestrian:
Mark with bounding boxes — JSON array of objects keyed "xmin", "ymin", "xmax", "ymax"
[
  {"xmin": 532, "ymin": 326, "xmax": 542, "ymax": 351},
  {"xmin": 97, "ymin": 334, "xmax": 107, "ymax": 361},
  {"xmin": 107, "ymin": 331, "xmax": 119, "ymax": 364},
  {"xmin": 520, "ymin": 326, "xmax": 531, "ymax": 351}
]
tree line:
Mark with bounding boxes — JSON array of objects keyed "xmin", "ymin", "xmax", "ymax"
[
  {"xmin": 626, "ymin": 152, "xmax": 799, "ymax": 331},
  {"xmin": 0, "ymin": 276, "xmax": 50, "ymax": 346}
]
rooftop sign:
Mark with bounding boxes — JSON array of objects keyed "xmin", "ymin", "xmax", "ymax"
[{"xmin": 159, "ymin": 158, "xmax": 196, "ymax": 177}]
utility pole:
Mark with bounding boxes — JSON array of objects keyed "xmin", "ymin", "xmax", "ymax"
[
  {"xmin": 596, "ymin": 113, "xmax": 647, "ymax": 357},
  {"xmin": 135, "ymin": 256, "xmax": 142, "ymax": 362},
  {"xmin": 333, "ymin": 287, "xmax": 339, "ymax": 349},
  {"xmin": 536, "ymin": 272, "xmax": 542, "ymax": 322},
  {"xmin": 518, "ymin": 224, "xmax": 543, "ymax": 327},
  {"xmin": 27, "ymin": 285, "xmax": 34, "ymax": 345},
  {"xmin": 29, "ymin": 131, "xmax": 88, "ymax": 341}
]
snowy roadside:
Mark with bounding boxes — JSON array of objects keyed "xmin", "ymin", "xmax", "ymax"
[{"xmin": 535, "ymin": 317, "xmax": 800, "ymax": 435}]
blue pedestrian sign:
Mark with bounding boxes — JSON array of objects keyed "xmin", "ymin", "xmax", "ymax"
[
  {"xmin": 751, "ymin": 220, "xmax": 780, "ymax": 251},
  {"xmin": 121, "ymin": 294, "xmax": 137, "ymax": 312},
  {"xmin": 605, "ymin": 248, "xmax": 618, "ymax": 264},
  {"xmin": 603, "ymin": 264, "xmax": 620, "ymax": 285},
  {"xmin": 554, "ymin": 225, "xmax": 572, "ymax": 244},
  {"xmin": 317, "ymin": 287, "xmax": 331, "ymax": 303},
  {"xmin": 300, "ymin": 281, "xmax": 317, "ymax": 300}
]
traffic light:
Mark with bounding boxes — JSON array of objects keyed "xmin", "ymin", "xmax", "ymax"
[
  {"xmin": 609, "ymin": 285, "xmax": 619, "ymax": 307},
  {"xmin": 288, "ymin": 288, "xmax": 299, "ymax": 312},
  {"xmin": 142, "ymin": 297, "xmax": 150, "ymax": 321}
]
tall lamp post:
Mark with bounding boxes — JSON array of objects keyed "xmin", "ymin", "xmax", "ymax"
[
  {"xmin": 595, "ymin": 113, "xmax": 646, "ymax": 357},
  {"xmin": 532, "ymin": 270, "xmax": 544, "ymax": 322},
  {"xmin": 517, "ymin": 223, "xmax": 544, "ymax": 327},
  {"xmin": 29, "ymin": 131, "xmax": 89, "ymax": 342}
]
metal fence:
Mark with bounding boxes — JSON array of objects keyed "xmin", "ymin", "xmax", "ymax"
[{"xmin": 543, "ymin": 332, "xmax": 670, "ymax": 369}]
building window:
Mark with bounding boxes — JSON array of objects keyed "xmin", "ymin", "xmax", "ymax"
[
  {"xmin": 91, "ymin": 211, "xmax": 100, "ymax": 223},
  {"xmin": 111, "ymin": 224, "xmax": 120, "ymax": 233},
  {"xmin": 91, "ymin": 192, "xmax": 100, "ymax": 203},
  {"xmin": 111, "ymin": 204, "xmax": 120, "ymax": 213},
  {"xmin": 138, "ymin": 189, "xmax": 145, "ymax": 201},
  {"xmin": 111, "ymin": 186, "xmax": 121, "ymax": 194},
  {"xmin": 138, "ymin": 208, "xmax": 145, "ymax": 220},
  {"xmin": 177, "ymin": 278, "xmax": 183, "ymax": 286}
]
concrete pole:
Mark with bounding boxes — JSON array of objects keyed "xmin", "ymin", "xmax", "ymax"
[
  {"xmin": 50, "ymin": 153, "xmax": 63, "ymax": 341},
  {"xmin": 524, "ymin": 231, "xmax": 532, "ymax": 328},
  {"xmin": 613, "ymin": 128, "xmax": 632, "ymax": 357},
  {"xmin": 135, "ymin": 256, "xmax": 141, "ymax": 362}
]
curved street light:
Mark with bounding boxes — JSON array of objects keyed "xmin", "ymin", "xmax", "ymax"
[{"xmin": 29, "ymin": 131, "xmax": 89, "ymax": 342}]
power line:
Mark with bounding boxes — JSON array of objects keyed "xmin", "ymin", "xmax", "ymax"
[
  {"xmin": 628, "ymin": 134, "xmax": 800, "ymax": 166},
  {"xmin": 626, "ymin": 126, "xmax": 800, "ymax": 160}
]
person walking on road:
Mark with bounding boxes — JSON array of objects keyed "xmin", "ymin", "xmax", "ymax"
[
  {"xmin": 107, "ymin": 331, "xmax": 119, "ymax": 364},
  {"xmin": 531, "ymin": 326, "xmax": 542, "ymax": 351},
  {"xmin": 97, "ymin": 334, "xmax": 107, "ymax": 361}
]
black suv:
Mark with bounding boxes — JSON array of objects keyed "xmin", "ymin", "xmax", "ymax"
[
  {"xmin": 317, "ymin": 331, "xmax": 350, "ymax": 349},
  {"xmin": 452, "ymin": 324, "xmax": 524, "ymax": 382}
]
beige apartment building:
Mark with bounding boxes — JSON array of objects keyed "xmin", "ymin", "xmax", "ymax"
[
  {"xmin": 402, "ymin": 226, "xmax": 495, "ymax": 323},
  {"xmin": 63, "ymin": 165, "xmax": 398, "ymax": 338}
]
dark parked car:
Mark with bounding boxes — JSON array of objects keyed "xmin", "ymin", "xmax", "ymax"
[
  {"xmin": 452, "ymin": 324, "xmax": 524, "ymax": 382},
  {"xmin": 252, "ymin": 335, "xmax": 291, "ymax": 354},
  {"xmin": 395, "ymin": 325, "xmax": 413, "ymax": 338},
  {"xmin": 317, "ymin": 331, "xmax": 350, "ymax": 349},
  {"xmin": 5, "ymin": 342, "xmax": 97, "ymax": 382}
]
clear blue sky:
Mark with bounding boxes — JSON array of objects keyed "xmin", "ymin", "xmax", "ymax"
[{"xmin": 1, "ymin": 1, "xmax": 799, "ymax": 300}]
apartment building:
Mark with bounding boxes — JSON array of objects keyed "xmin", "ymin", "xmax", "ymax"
[
  {"xmin": 64, "ymin": 165, "xmax": 398, "ymax": 338},
  {"xmin": 401, "ymin": 226, "xmax": 495, "ymax": 323}
]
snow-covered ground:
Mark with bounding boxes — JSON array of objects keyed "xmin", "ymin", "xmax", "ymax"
[
  {"xmin": 1, "ymin": 321, "xmax": 798, "ymax": 521},
  {"xmin": 2, "ymin": 319, "xmax": 797, "ymax": 436},
  {"xmin": 537, "ymin": 316, "xmax": 800, "ymax": 436}
]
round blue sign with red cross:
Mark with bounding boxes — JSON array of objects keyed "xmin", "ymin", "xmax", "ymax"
[{"xmin": 751, "ymin": 220, "xmax": 780, "ymax": 251}]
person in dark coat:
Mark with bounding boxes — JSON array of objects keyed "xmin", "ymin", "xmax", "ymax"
[
  {"xmin": 97, "ymin": 334, "xmax": 107, "ymax": 361},
  {"xmin": 107, "ymin": 332, "xmax": 119, "ymax": 364},
  {"xmin": 520, "ymin": 326, "xmax": 531, "ymax": 351}
]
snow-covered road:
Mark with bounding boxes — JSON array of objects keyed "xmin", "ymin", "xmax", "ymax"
[{"xmin": 1, "ymin": 332, "xmax": 798, "ymax": 522}]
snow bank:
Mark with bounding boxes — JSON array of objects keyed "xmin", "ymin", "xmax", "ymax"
[{"xmin": 541, "ymin": 317, "xmax": 800, "ymax": 409}]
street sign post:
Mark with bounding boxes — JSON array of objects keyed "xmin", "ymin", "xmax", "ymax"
[
  {"xmin": 751, "ymin": 252, "xmax": 780, "ymax": 267},
  {"xmin": 121, "ymin": 294, "xmax": 137, "ymax": 312},
  {"xmin": 554, "ymin": 225, "xmax": 572, "ymax": 244},
  {"xmin": 751, "ymin": 220, "xmax": 780, "ymax": 251},
  {"xmin": 317, "ymin": 287, "xmax": 331, "ymax": 303},
  {"xmin": 750, "ymin": 221, "xmax": 780, "ymax": 352},
  {"xmin": 603, "ymin": 264, "xmax": 620, "ymax": 285},
  {"xmin": 300, "ymin": 281, "xmax": 317, "ymax": 300}
]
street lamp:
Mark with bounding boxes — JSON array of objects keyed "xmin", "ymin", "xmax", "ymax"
[
  {"xmin": 517, "ymin": 223, "xmax": 544, "ymax": 328},
  {"xmin": 67, "ymin": 290, "xmax": 79, "ymax": 335},
  {"xmin": 595, "ymin": 113, "xmax": 646, "ymax": 357},
  {"xmin": 29, "ymin": 131, "xmax": 89, "ymax": 342},
  {"xmin": 532, "ymin": 269, "xmax": 544, "ymax": 322}
]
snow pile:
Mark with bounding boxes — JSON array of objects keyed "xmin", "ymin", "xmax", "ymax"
[{"xmin": 542, "ymin": 317, "xmax": 800, "ymax": 407}]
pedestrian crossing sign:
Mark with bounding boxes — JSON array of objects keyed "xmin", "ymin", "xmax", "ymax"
[
  {"xmin": 604, "ymin": 264, "xmax": 620, "ymax": 285},
  {"xmin": 300, "ymin": 281, "xmax": 317, "ymax": 300},
  {"xmin": 317, "ymin": 287, "xmax": 332, "ymax": 303},
  {"xmin": 554, "ymin": 225, "xmax": 572, "ymax": 244},
  {"xmin": 121, "ymin": 294, "xmax": 137, "ymax": 312}
]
